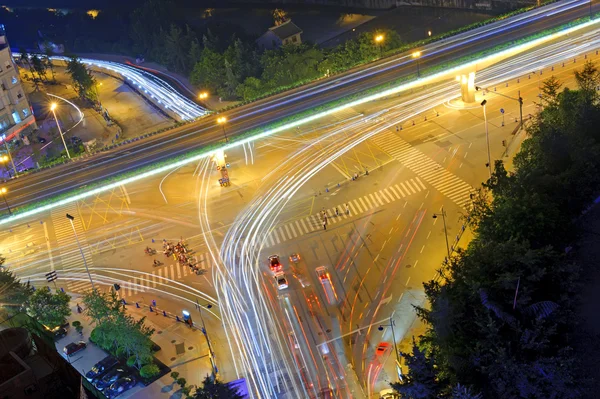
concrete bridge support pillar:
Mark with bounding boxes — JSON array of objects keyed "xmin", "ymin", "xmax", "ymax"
[{"xmin": 457, "ymin": 72, "xmax": 476, "ymax": 103}]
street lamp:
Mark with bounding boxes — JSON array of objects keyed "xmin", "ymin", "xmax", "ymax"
[
  {"xmin": 217, "ymin": 116, "xmax": 229, "ymax": 143},
  {"xmin": 198, "ymin": 92, "xmax": 209, "ymax": 100},
  {"xmin": 432, "ymin": 207, "xmax": 450, "ymax": 259},
  {"xmin": 480, "ymin": 99, "xmax": 492, "ymax": 178},
  {"xmin": 0, "ymin": 136, "xmax": 17, "ymax": 178},
  {"xmin": 195, "ymin": 300, "xmax": 219, "ymax": 377},
  {"xmin": 375, "ymin": 34, "xmax": 384, "ymax": 58},
  {"xmin": 66, "ymin": 213, "xmax": 95, "ymax": 290},
  {"xmin": 378, "ymin": 315, "xmax": 403, "ymax": 382},
  {"xmin": 50, "ymin": 103, "xmax": 71, "ymax": 159},
  {"xmin": 0, "ymin": 187, "xmax": 11, "ymax": 215},
  {"xmin": 428, "ymin": 30, "xmax": 432, "ymax": 37},
  {"xmin": 412, "ymin": 51, "xmax": 422, "ymax": 77}
]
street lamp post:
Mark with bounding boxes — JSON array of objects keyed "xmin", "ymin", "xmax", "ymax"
[
  {"xmin": 198, "ymin": 92, "xmax": 209, "ymax": 101},
  {"xmin": 195, "ymin": 300, "xmax": 219, "ymax": 378},
  {"xmin": 480, "ymin": 99, "xmax": 492, "ymax": 178},
  {"xmin": 50, "ymin": 103, "xmax": 71, "ymax": 159},
  {"xmin": 0, "ymin": 187, "xmax": 11, "ymax": 215},
  {"xmin": 432, "ymin": 207, "xmax": 450, "ymax": 259},
  {"xmin": 94, "ymin": 82, "xmax": 103, "ymax": 109},
  {"xmin": 0, "ymin": 153, "xmax": 16, "ymax": 179},
  {"xmin": 217, "ymin": 116, "xmax": 229, "ymax": 143},
  {"xmin": 0, "ymin": 137, "xmax": 18, "ymax": 178},
  {"xmin": 66, "ymin": 213, "xmax": 95, "ymax": 290},
  {"xmin": 375, "ymin": 34, "xmax": 384, "ymax": 58},
  {"xmin": 379, "ymin": 315, "xmax": 402, "ymax": 382},
  {"xmin": 412, "ymin": 51, "xmax": 422, "ymax": 78}
]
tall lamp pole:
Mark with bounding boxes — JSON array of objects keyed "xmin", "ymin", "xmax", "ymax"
[
  {"xmin": 375, "ymin": 34, "xmax": 385, "ymax": 58},
  {"xmin": 475, "ymin": 86, "xmax": 523, "ymax": 131},
  {"xmin": 66, "ymin": 213, "xmax": 95, "ymax": 290},
  {"xmin": 0, "ymin": 187, "xmax": 11, "ymax": 215},
  {"xmin": 412, "ymin": 51, "xmax": 422, "ymax": 78},
  {"xmin": 379, "ymin": 314, "xmax": 403, "ymax": 382},
  {"xmin": 217, "ymin": 116, "xmax": 229, "ymax": 143},
  {"xmin": 195, "ymin": 300, "xmax": 219, "ymax": 378},
  {"xmin": 0, "ymin": 136, "xmax": 18, "ymax": 177},
  {"xmin": 432, "ymin": 207, "xmax": 450, "ymax": 259},
  {"xmin": 480, "ymin": 99, "xmax": 492, "ymax": 178},
  {"xmin": 50, "ymin": 103, "xmax": 71, "ymax": 159}
]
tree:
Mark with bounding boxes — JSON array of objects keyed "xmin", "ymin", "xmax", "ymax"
[
  {"xmin": 26, "ymin": 286, "xmax": 71, "ymax": 328},
  {"xmin": 391, "ymin": 338, "xmax": 441, "ymax": 399},
  {"xmin": 451, "ymin": 384, "xmax": 482, "ymax": 399},
  {"xmin": 44, "ymin": 47, "xmax": 56, "ymax": 83},
  {"xmin": 66, "ymin": 57, "xmax": 96, "ymax": 101},
  {"xmin": 574, "ymin": 60, "xmax": 599, "ymax": 94},
  {"xmin": 193, "ymin": 375, "xmax": 244, "ymax": 399},
  {"xmin": 82, "ymin": 288, "xmax": 121, "ymax": 325},
  {"xmin": 140, "ymin": 363, "xmax": 160, "ymax": 378},
  {"xmin": 190, "ymin": 48, "xmax": 225, "ymax": 93},
  {"xmin": 539, "ymin": 75, "xmax": 562, "ymax": 107},
  {"xmin": 0, "ymin": 259, "xmax": 34, "ymax": 315},
  {"xmin": 164, "ymin": 24, "xmax": 190, "ymax": 73},
  {"xmin": 31, "ymin": 55, "xmax": 47, "ymax": 82}
]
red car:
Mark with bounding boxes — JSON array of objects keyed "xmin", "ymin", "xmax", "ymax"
[
  {"xmin": 376, "ymin": 342, "xmax": 391, "ymax": 356},
  {"xmin": 268, "ymin": 255, "xmax": 283, "ymax": 273},
  {"xmin": 64, "ymin": 340, "xmax": 87, "ymax": 357}
]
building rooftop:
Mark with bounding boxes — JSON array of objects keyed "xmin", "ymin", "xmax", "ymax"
[{"xmin": 269, "ymin": 20, "xmax": 303, "ymax": 40}]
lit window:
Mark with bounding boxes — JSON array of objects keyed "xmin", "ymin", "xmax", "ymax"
[
  {"xmin": 11, "ymin": 111, "xmax": 20, "ymax": 123},
  {"xmin": 22, "ymin": 108, "xmax": 28, "ymax": 117},
  {"xmin": 11, "ymin": 76, "xmax": 17, "ymax": 85}
]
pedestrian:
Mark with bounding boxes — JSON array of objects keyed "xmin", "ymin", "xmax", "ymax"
[
  {"xmin": 335, "ymin": 207, "xmax": 339, "ymax": 216},
  {"xmin": 354, "ymin": 172, "xmax": 359, "ymax": 180},
  {"xmin": 345, "ymin": 204, "xmax": 350, "ymax": 215},
  {"xmin": 396, "ymin": 126, "xmax": 399, "ymax": 132},
  {"xmin": 323, "ymin": 221, "xmax": 327, "ymax": 230},
  {"xmin": 365, "ymin": 168, "xmax": 369, "ymax": 176}
]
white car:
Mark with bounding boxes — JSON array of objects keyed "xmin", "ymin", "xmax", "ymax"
[{"xmin": 274, "ymin": 272, "xmax": 288, "ymax": 290}]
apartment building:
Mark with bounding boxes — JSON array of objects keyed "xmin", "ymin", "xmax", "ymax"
[{"xmin": 0, "ymin": 24, "xmax": 37, "ymax": 142}]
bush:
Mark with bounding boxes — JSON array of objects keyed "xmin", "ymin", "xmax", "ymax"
[
  {"xmin": 126, "ymin": 355, "xmax": 136, "ymax": 368},
  {"xmin": 72, "ymin": 321, "xmax": 81, "ymax": 328},
  {"xmin": 170, "ymin": 371, "xmax": 180, "ymax": 380},
  {"xmin": 139, "ymin": 363, "xmax": 160, "ymax": 379},
  {"xmin": 116, "ymin": 346, "xmax": 126, "ymax": 358},
  {"xmin": 176, "ymin": 377, "xmax": 187, "ymax": 388}
]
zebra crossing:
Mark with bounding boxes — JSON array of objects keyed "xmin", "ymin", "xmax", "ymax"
[
  {"xmin": 265, "ymin": 177, "xmax": 426, "ymax": 248},
  {"xmin": 50, "ymin": 205, "xmax": 95, "ymax": 293},
  {"xmin": 120, "ymin": 252, "xmax": 214, "ymax": 297},
  {"xmin": 370, "ymin": 131, "xmax": 474, "ymax": 208}
]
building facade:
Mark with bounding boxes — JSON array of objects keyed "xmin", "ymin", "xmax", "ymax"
[{"xmin": 0, "ymin": 24, "xmax": 37, "ymax": 142}]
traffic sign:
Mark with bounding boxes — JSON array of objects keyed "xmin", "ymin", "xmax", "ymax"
[{"xmin": 500, "ymin": 108, "xmax": 505, "ymax": 114}]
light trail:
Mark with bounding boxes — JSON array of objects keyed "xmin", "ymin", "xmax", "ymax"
[
  {"xmin": 3, "ymin": 13, "xmax": 599, "ymax": 226},
  {"xmin": 51, "ymin": 56, "xmax": 207, "ymax": 121},
  {"xmin": 210, "ymin": 27, "xmax": 600, "ymax": 398}
]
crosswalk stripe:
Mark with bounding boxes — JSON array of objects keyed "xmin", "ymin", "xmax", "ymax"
[
  {"xmin": 395, "ymin": 184, "xmax": 406, "ymax": 197},
  {"xmin": 371, "ymin": 193, "xmax": 384, "ymax": 206},
  {"xmin": 379, "ymin": 189, "xmax": 392, "ymax": 203},
  {"xmin": 300, "ymin": 218, "xmax": 309, "ymax": 233},
  {"xmin": 272, "ymin": 228, "xmax": 281, "ymax": 244},
  {"xmin": 176, "ymin": 263, "xmax": 182, "ymax": 279},
  {"xmin": 170, "ymin": 264, "xmax": 175, "ymax": 280},
  {"xmin": 388, "ymin": 186, "xmax": 401, "ymax": 199},
  {"xmin": 183, "ymin": 264, "xmax": 188, "ymax": 277},
  {"xmin": 358, "ymin": 197, "xmax": 369, "ymax": 211},
  {"xmin": 285, "ymin": 224, "xmax": 294, "ymax": 239},
  {"xmin": 278, "ymin": 227, "xmax": 286, "ymax": 242},
  {"xmin": 416, "ymin": 177, "xmax": 427, "ymax": 190},
  {"xmin": 351, "ymin": 200, "xmax": 362, "ymax": 213},
  {"xmin": 400, "ymin": 182, "xmax": 410, "ymax": 194},
  {"xmin": 406, "ymin": 180, "xmax": 418, "ymax": 194}
]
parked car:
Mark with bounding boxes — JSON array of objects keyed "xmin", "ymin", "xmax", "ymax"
[
  {"xmin": 94, "ymin": 367, "xmax": 128, "ymax": 391},
  {"xmin": 105, "ymin": 376, "xmax": 137, "ymax": 398},
  {"xmin": 71, "ymin": 136, "xmax": 82, "ymax": 145},
  {"xmin": 63, "ymin": 341, "xmax": 87, "ymax": 357},
  {"xmin": 37, "ymin": 137, "xmax": 47, "ymax": 144},
  {"xmin": 44, "ymin": 323, "xmax": 69, "ymax": 341},
  {"xmin": 85, "ymin": 355, "xmax": 119, "ymax": 381}
]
